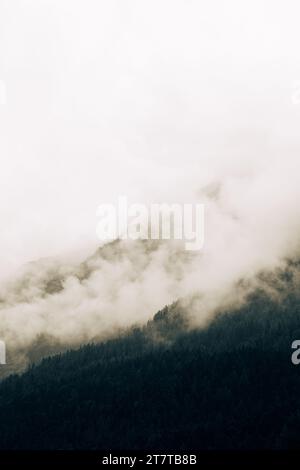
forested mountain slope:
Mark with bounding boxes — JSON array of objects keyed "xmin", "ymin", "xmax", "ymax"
[{"xmin": 0, "ymin": 281, "xmax": 299, "ymax": 450}]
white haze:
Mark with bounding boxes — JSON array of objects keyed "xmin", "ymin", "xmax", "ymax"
[{"xmin": 0, "ymin": 0, "xmax": 300, "ymax": 355}]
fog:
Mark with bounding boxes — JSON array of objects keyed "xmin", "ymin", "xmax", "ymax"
[{"xmin": 0, "ymin": 1, "xmax": 300, "ymax": 359}]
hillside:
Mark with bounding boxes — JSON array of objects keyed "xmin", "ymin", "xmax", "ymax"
[{"xmin": 0, "ymin": 281, "xmax": 299, "ymax": 450}]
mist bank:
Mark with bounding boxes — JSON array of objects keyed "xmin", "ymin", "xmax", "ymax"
[{"xmin": 0, "ymin": 232, "xmax": 299, "ymax": 379}]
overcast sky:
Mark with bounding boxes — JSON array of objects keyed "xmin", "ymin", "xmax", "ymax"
[{"xmin": 1, "ymin": 0, "xmax": 300, "ymax": 276}]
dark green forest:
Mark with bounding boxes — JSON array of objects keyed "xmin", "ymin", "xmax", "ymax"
[{"xmin": 0, "ymin": 278, "xmax": 300, "ymax": 450}]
